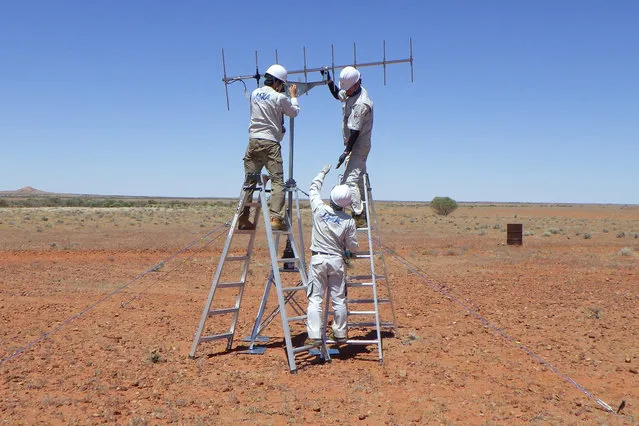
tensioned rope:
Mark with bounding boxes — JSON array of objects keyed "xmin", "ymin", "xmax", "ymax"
[
  {"xmin": 0, "ymin": 222, "xmax": 230, "ymax": 366},
  {"xmin": 378, "ymin": 241, "xmax": 618, "ymax": 415},
  {"xmin": 119, "ymin": 224, "xmax": 228, "ymax": 308}
]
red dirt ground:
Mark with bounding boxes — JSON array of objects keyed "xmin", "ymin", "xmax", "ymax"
[{"xmin": 1, "ymin": 203, "xmax": 638, "ymax": 424}]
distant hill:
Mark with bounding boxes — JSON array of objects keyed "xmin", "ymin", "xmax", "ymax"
[{"xmin": 0, "ymin": 186, "xmax": 51, "ymax": 196}]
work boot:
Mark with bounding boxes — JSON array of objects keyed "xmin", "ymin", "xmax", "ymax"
[
  {"xmin": 329, "ymin": 331, "xmax": 347, "ymax": 344},
  {"xmin": 270, "ymin": 217, "xmax": 288, "ymax": 231},
  {"xmin": 237, "ymin": 207, "xmax": 255, "ymax": 230},
  {"xmin": 352, "ymin": 210, "xmax": 367, "ymax": 228},
  {"xmin": 304, "ymin": 337, "xmax": 322, "ymax": 347}
]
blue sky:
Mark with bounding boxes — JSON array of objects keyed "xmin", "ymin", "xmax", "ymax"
[{"xmin": 1, "ymin": 1, "xmax": 637, "ymax": 204}]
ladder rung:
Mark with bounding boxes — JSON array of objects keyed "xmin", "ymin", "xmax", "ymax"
[
  {"xmin": 208, "ymin": 307, "xmax": 239, "ymax": 316},
  {"xmin": 327, "ymin": 339, "xmax": 379, "ymax": 345},
  {"xmin": 272, "ymin": 229, "xmax": 291, "ymax": 234},
  {"xmin": 279, "ymin": 267, "xmax": 300, "ymax": 273},
  {"xmin": 293, "ymin": 342, "xmax": 321, "ymax": 353},
  {"xmin": 225, "ymin": 255, "xmax": 249, "ymax": 262},
  {"xmin": 347, "ymin": 298, "xmax": 391, "ymax": 304},
  {"xmin": 348, "ymin": 310, "xmax": 377, "ymax": 315},
  {"xmin": 354, "ymin": 250, "xmax": 380, "ymax": 256},
  {"xmin": 277, "ymin": 257, "xmax": 300, "ymax": 263},
  {"xmin": 347, "ymin": 282, "xmax": 373, "ymax": 288},
  {"xmin": 282, "ymin": 285, "xmax": 307, "ymax": 292},
  {"xmin": 347, "ymin": 275, "xmax": 385, "ymax": 281},
  {"xmin": 199, "ymin": 332, "xmax": 233, "ymax": 343},
  {"xmin": 348, "ymin": 321, "xmax": 395, "ymax": 328},
  {"xmin": 286, "ymin": 314, "xmax": 307, "ymax": 322},
  {"xmin": 217, "ymin": 281, "xmax": 244, "ymax": 289}
]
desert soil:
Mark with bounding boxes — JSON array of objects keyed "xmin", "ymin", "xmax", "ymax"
[{"xmin": 1, "ymin": 202, "xmax": 638, "ymax": 425}]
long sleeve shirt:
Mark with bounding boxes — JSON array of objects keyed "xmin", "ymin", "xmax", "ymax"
[
  {"xmin": 309, "ymin": 171, "xmax": 358, "ymax": 256},
  {"xmin": 248, "ymin": 86, "xmax": 299, "ymax": 142}
]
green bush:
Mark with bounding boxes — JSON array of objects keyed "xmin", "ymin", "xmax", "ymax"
[{"xmin": 430, "ymin": 196, "xmax": 458, "ymax": 216}]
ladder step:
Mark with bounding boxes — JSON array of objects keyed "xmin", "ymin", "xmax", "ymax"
[
  {"xmin": 277, "ymin": 257, "xmax": 300, "ymax": 263},
  {"xmin": 286, "ymin": 314, "xmax": 307, "ymax": 322},
  {"xmin": 282, "ymin": 285, "xmax": 307, "ymax": 292},
  {"xmin": 217, "ymin": 281, "xmax": 244, "ymax": 289},
  {"xmin": 279, "ymin": 267, "xmax": 300, "ymax": 273},
  {"xmin": 348, "ymin": 310, "xmax": 377, "ymax": 315},
  {"xmin": 347, "ymin": 275, "xmax": 385, "ymax": 281},
  {"xmin": 199, "ymin": 332, "xmax": 233, "ymax": 343},
  {"xmin": 347, "ymin": 282, "xmax": 374, "ymax": 288},
  {"xmin": 348, "ymin": 321, "xmax": 395, "ymax": 328},
  {"xmin": 272, "ymin": 229, "xmax": 291, "ymax": 234},
  {"xmin": 226, "ymin": 255, "xmax": 249, "ymax": 262},
  {"xmin": 327, "ymin": 339, "xmax": 379, "ymax": 345},
  {"xmin": 353, "ymin": 251, "xmax": 380, "ymax": 257},
  {"xmin": 347, "ymin": 298, "xmax": 391, "ymax": 304},
  {"xmin": 208, "ymin": 307, "xmax": 239, "ymax": 316},
  {"xmin": 293, "ymin": 341, "xmax": 321, "ymax": 353}
]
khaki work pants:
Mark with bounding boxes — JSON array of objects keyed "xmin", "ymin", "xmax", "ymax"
[{"xmin": 242, "ymin": 138, "xmax": 286, "ymax": 220}]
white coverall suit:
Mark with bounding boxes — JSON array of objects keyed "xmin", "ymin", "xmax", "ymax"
[
  {"xmin": 306, "ymin": 169, "xmax": 359, "ymax": 340},
  {"xmin": 339, "ymin": 86, "xmax": 373, "ymax": 216}
]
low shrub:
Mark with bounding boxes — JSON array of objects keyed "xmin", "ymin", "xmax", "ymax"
[
  {"xmin": 430, "ymin": 196, "xmax": 458, "ymax": 216},
  {"xmin": 619, "ymin": 247, "xmax": 633, "ymax": 256}
]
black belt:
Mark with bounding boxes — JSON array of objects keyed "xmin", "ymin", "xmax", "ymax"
[{"xmin": 311, "ymin": 251, "xmax": 333, "ymax": 256}]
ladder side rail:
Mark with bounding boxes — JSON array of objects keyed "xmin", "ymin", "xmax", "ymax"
[
  {"xmin": 247, "ymin": 272, "xmax": 275, "ymax": 350},
  {"xmin": 366, "ymin": 174, "xmax": 398, "ymax": 330},
  {"xmin": 225, "ymin": 192, "xmax": 261, "ymax": 350},
  {"xmin": 286, "ymin": 214, "xmax": 309, "ymax": 287},
  {"xmin": 362, "ymin": 173, "xmax": 384, "ymax": 362},
  {"xmin": 293, "ymin": 188, "xmax": 306, "ymax": 268},
  {"xmin": 189, "ymin": 192, "xmax": 245, "ymax": 358},
  {"xmin": 260, "ymin": 188, "xmax": 299, "ymax": 372},
  {"xmin": 245, "ymin": 229, "xmax": 279, "ymax": 349}
]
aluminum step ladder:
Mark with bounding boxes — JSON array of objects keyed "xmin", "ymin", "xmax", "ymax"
[
  {"xmin": 189, "ymin": 175, "xmax": 331, "ymax": 372},
  {"xmin": 327, "ymin": 173, "xmax": 397, "ymax": 364}
]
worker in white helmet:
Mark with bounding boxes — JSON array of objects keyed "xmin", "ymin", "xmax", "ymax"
[
  {"xmin": 305, "ymin": 164, "xmax": 359, "ymax": 346},
  {"xmin": 320, "ymin": 66, "xmax": 373, "ymax": 228},
  {"xmin": 239, "ymin": 64, "xmax": 299, "ymax": 231}
]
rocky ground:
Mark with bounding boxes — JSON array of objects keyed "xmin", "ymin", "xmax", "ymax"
[{"xmin": 1, "ymin": 203, "xmax": 637, "ymax": 424}]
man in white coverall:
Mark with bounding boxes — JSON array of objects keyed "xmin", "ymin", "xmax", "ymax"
[
  {"xmin": 239, "ymin": 64, "xmax": 299, "ymax": 231},
  {"xmin": 321, "ymin": 66, "xmax": 373, "ymax": 228},
  {"xmin": 305, "ymin": 164, "xmax": 359, "ymax": 345}
]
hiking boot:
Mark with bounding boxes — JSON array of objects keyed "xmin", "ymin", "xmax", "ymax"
[
  {"xmin": 352, "ymin": 211, "xmax": 367, "ymax": 228},
  {"xmin": 237, "ymin": 207, "xmax": 255, "ymax": 230},
  {"xmin": 270, "ymin": 217, "xmax": 288, "ymax": 231}
]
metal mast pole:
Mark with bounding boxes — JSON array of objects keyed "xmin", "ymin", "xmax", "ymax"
[{"xmin": 282, "ymin": 116, "xmax": 296, "ymax": 270}]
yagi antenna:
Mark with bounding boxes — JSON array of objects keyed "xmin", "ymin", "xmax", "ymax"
[{"xmin": 221, "ymin": 38, "xmax": 414, "ymax": 110}]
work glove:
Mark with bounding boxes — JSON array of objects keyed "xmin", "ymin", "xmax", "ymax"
[
  {"xmin": 336, "ymin": 152, "xmax": 348, "ymax": 169},
  {"xmin": 343, "ymin": 250, "xmax": 355, "ymax": 269},
  {"xmin": 320, "ymin": 164, "xmax": 332, "ymax": 176},
  {"xmin": 320, "ymin": 68, "xmax": 332, "ymax": 81}
]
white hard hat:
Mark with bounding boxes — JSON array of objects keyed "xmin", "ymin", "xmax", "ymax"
[
  {"xmin": 330, "ymin": 185, "xmax": 351, "ymax": 208},
  {"xmin": 339, "ymin": 66, "xmax": 361, "ymax": 91},
  {"xmin": 265, "ymin": 64, "xmax": 288, "ymax": 82}
]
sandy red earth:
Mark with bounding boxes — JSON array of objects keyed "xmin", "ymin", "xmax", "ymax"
[{"xmin": 1, "ymin": 203, "xmax": 638, "ymax": 424}]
